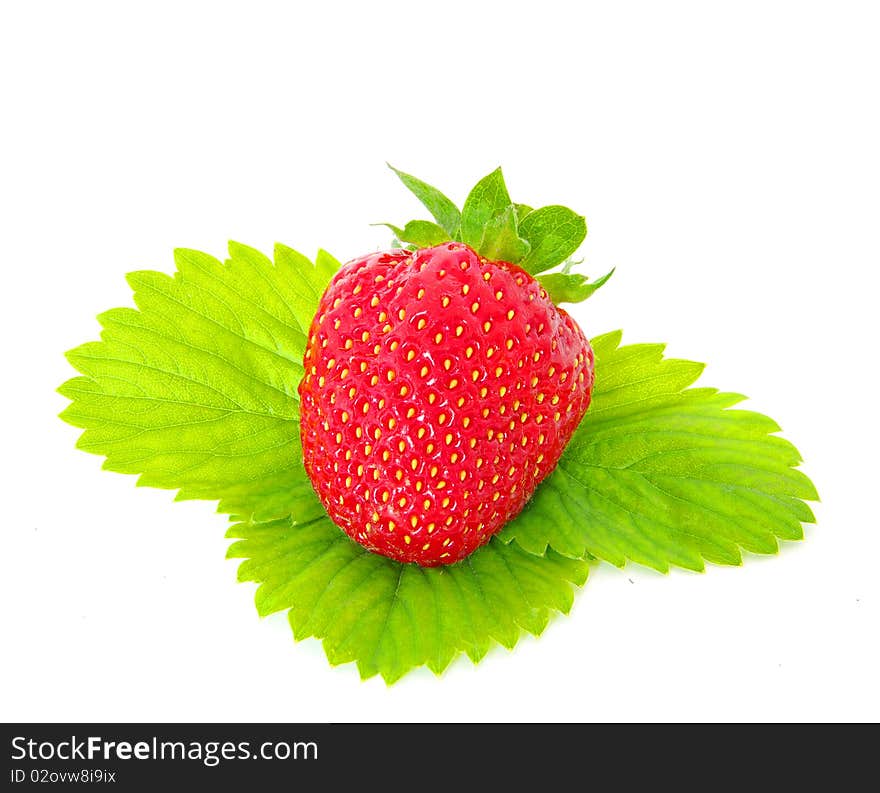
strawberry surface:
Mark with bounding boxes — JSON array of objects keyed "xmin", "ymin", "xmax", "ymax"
[{"xmin": 299, "ymin": 242, "xmax": 594, "ymax": 565}]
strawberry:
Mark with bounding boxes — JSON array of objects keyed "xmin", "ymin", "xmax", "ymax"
[
  {"xmin": 298, "ymin": 167, "xmax": 609, "ymax": 565},
  {"xmin": 299, "ymin": 240, "xmax": 594, "ymax": 565}
]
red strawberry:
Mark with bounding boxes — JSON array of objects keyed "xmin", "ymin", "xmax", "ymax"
[{"xmin": 299, "ymin": 241, "xmax": 594, "ymax": 566}]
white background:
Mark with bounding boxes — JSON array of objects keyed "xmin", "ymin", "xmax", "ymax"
[{"xmin": 2, "ymin": 0, "xmax": 878, "ymax": 722}]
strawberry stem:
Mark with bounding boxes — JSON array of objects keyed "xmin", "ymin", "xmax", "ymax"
[{"xmin": 383, "ymin": 164, "xmax": 613, "ymax": 306}]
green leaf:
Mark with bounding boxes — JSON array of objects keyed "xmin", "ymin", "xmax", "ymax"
[
  {"xmin": 460, "ymin": 167, "xmax": 530, "ymax": 263},
  {"xmin": 58, "ymin": 242, "xmax": 341, "ymax": 521},
  {"xmin": 519, "ymin": 206, "xmax": 587, "ymax": 275},
  {"xmin": 314, "ymin": 248, "xmax": 342, "ymax": 280},
  {"xmin": 500, "ymin": 331, "xmax": 818, "ymax": 572},
  {"xmin": 460, "ymin": 167, "xmax": 510, "ymax": 250},
  {"xmin": 227, "ymin": 513, "xmax": 588, "ymax": 683},
  {"xmin": 514, "ymin": 203, "xmax": 533, "ymax": 223},
  {"xmin": 377, "ymin": 220, "xmax": 451, "ymax": 248},
  {"xmin": 538, "ymin": 268, "xmax": 615, "ymax": 304},
  {"xmin": 387, "ymin": 164, "xmax": 462, "ymax": 238}
]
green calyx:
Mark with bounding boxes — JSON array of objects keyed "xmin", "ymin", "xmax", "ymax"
[{"xmin": 379, "ymin": 164, "xmax": 613, "ymax": 305}]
